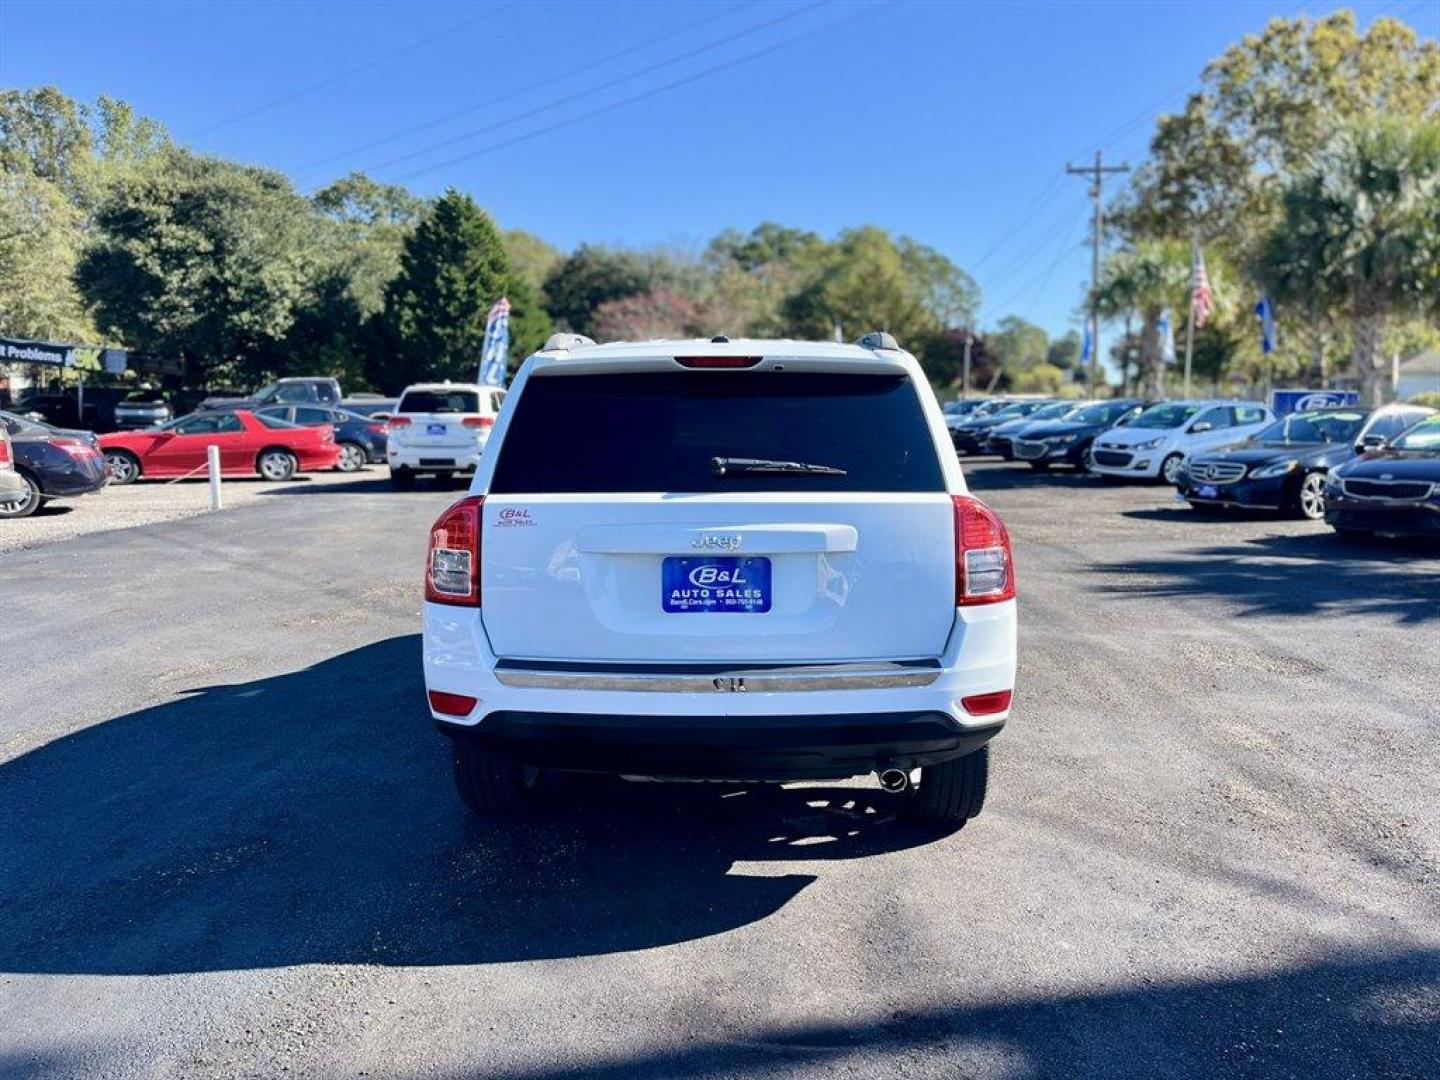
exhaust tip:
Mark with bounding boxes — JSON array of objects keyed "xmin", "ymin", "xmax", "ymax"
[{"xmin": 878, "ymin": 768, "xmax": 909, "ymax": 793}]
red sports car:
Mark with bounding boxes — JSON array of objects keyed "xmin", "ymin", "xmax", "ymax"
[{"xmin": 99, "ymin": 409, "xmax": 341, "ymax": 484}]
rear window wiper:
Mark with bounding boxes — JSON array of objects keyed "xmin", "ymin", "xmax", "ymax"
[{"xmin": 710, "ymin": 456, "xmax": 847, "ymax": 477}]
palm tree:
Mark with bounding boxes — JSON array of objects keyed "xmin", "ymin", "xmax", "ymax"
[
  {"xmin": 1093, "ymin": 239, "xmax": 1190, "ymax": 398},
  {"xmin": 1257, "ymin": 118, "xmax": 1440, "ymax": 405}
]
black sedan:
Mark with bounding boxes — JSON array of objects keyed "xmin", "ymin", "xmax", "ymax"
[
  {"xmin": 951, "ymin": 400, "xmax": 1053, "ymax": 454},
  {"xmin": 1176, "ymin": 404, "xmax": 1435, "ymax": 520},
  {"xmin": 0, "ymin": 410, "xmax": 107, "ymax": 519},
  {"xmin": 1324, "ymin": 413, "xmax": 1440, "ymax": 539},
  {"xmin": 253, "ymin": 404, "xmax": 388, "ymax": 472},
  {"xmin": 1012, "ymin": 398, "xmax": 1147, "ymax": 471}
]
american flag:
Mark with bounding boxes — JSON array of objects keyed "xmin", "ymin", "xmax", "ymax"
[{"xmin": 1190, "ymin": 245, "xmax": 1213, "ymax": 328}]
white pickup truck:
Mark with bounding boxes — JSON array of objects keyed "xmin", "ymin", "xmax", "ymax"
[{"xmin": 420, "ymin": 334, "xmax": 1018, "ymax": 825}]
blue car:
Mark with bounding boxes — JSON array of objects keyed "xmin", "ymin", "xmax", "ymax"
[{"xmin": 253, "ymin": 404, "xmax": 388, "ymax": 472}]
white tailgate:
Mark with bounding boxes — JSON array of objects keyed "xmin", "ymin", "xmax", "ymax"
[
  {"xmin": 481, "ymin": 493, "xmax": 956, "ymax": 662},
  {"xmin": 397, "ymin": 413, "xmax": 477, "ymax": 449}
]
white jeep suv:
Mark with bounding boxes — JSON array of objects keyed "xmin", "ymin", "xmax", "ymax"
[
  {"xmin": 421, "ymin": 333, "xmax": 1017, "ymax": 824},
  {"xmin": 387, "ymin": 382, "xmax": 506, "ymax": 489},
  {"xmin": 1089, "ymin": 399, "xmax": 1274, "ymax": 484}
]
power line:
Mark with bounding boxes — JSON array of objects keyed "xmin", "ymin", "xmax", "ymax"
[
  {"xmin": 292, "ymin": 1, "xmax": 757, "ymax": 177},
  {"xmin": 1066, "ymin": 151, "xmax": 1130, "ymax": 390},
  {"xmin": 183, "ymin": 1, "xmax": 522, "ymax": 141},
  {"xmin": 384, "ymin": 2, "xmax": 894, "ymax": 184},
  {"xmin": 359, "ymin": 0, "xmax": 829, "ymax": 178},
  {"xmin": 966, "ymin": 172, "xmax": 1068, "ymax": 274}
]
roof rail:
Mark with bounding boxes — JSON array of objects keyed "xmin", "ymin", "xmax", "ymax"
[
  {"xmin": 856, "ymin": 330, "xmax": 899, "ymax": 351},
  {"xmin": 543, "ymin": 332, "xmax": 597, "ymax": 352}
]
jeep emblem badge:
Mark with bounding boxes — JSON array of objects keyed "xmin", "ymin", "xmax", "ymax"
[{"xmin": 693, "ymin": 534, "xmax": 742, "ymax": 551}]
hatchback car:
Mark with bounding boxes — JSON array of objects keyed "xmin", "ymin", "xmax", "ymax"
[
  {"xmin": 422, "ymin": 333, "xmax": 1017, "ymax": 825},
  {"xmin": 983, "ymin": 400, "xmax": 1084, "ymax": 459},
  {"xmin": 951, "ymin": 400, "xmax": 1053, "ymax": 455},
  {"xmin": 1089, "ymin": 400, "xmax": 1274, "ymax": 484}
]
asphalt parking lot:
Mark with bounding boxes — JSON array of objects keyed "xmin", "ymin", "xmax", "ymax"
[{"xmin": 1, "ymin": 462, "xmax": 1436, "ymax": 1079}]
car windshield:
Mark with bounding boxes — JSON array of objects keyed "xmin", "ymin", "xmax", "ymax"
[
  {"xmin": 1072, "ymin": 402, "xmax": 1128, "ymax": 424},
  {"xmin": 1393, "ymin": 416, "xmax": 1440, "ymax": 452},
  {"xmin": 1026, "ymin": 402, "xmax": 1077, "ymax": 422},
  {"xmin": 1132, "ymin": 403, "xmax": 1201, "ymax": 429},
  {"xmin": 398, "ymin": 389, "xmax": 481, "ymax": 414},
  {"xmin": 1253, "ymin": 410, "xmax": 1366, "ymax": 444},
  {"xmin": 491, "ymin": 372, "xmax": 944, "ymax": 494},
  {"xmin": 992, "ymin": 403, "xmax": 1035, "ymax": 419}
]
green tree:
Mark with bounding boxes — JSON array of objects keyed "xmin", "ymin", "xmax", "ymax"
[
  {"xmin": 372, "ymin": 188, "xmax": 513, "ymax": 388},
  {"xmin": 1046, "ymin": 330, "xmax": 1082, "ymax": 371},
  {"xmin": 706, "ymin": 222, "xmax": 824, "ymax": 272},
  {"xmin": 311, "ymin": 171, "xmax": 425, "ymax": 317},
  {"xmin": 542, "ymin": 244, "xmax": 649, "ymax": 336},
  {"xmin": 503, "ymin": 229, "xmax": 560, "ymax": 295},
  {"xmin": 1121, "ymin": 13, "xmax": 1439, "ymax": 245},
  {"xmin": 781, "ymin": 226, "xmax": 936, "ymax": 345},
  {"xmin": 1256, "ymin": 118, "xmax": 1440, "ymax": 405},
  {"xmin": 0, "ymin": 169, "xmax": 96, "ymax": 340},
  {"xmin": 75, "ymin": 149, "xmax": 314, "ymax": 383},
  {"xmin": 898, "ymin": 237, "xmax": 980, "ymax": 329},
  {"xmin": 989, "ymin": 316, "xmax": 1050, "ymax": 376}
]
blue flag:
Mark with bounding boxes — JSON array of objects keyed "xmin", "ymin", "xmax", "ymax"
[
  {"xmin": 1254, "ymin": 295, "xmax": 1277, "ymax": 355},
  {"xmin": 479, "ymin": 297, "xmax": 511, "ymax": 387},
  {"xmin": 1080, "ymin": 323, "xmax": 1092, "ymax": 363}
]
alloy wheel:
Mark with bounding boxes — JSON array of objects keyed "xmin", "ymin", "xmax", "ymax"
[{"xmin": 1298, "ymin": 472, "xmax": 1326, "ymax": 520}]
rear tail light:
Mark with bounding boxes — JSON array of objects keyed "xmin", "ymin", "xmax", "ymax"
[
  {"xmin": 366, "ymin": 423, "xmax": 386, "ymax": 435},
  {"xmin": 462, "ymin": 416, "xmax": 494, "ymax": 428},
  {"xmin": 0, "ymin": 437, "xmax": 10, "ymax": 467},
  {"xmin": 428, "ymin": 690, "xmax": 478, "ymax": 717},
  {"xmin": 674, "ymin": 356, "xmax": 763, "ymax": 368},
  {"xmin": 52, "ymin": 438, "xmax": 96, "ymax": 459},
  {"xmin": 426, "ymin": 495, "xmax": 483, "ymax": 605},
  {"xmin": 387, "ymin": 416, "xmax": 412, "ymax": 431},
  {"xmin": 953, "ymin": 495, "xmax": 1015, "ymax": 605},
  {"xmin": 961, "ymin": 690, "xmax": 1013, "ymax": 716}
]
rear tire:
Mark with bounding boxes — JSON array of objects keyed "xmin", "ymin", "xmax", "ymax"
[
  {"xmin": 904, "ymin": 745, "xmax": 989, "ymax": 825},
  {"xmin": 0, "ymin": 472, "xmax": 41, "ymax": 518},
  {"xmin": 390, "ymin": 467, "xmax": 415, "ymax": 490},
  {"xmin": 257, "ymin": 448, "xmax": 297, "ymax": 481},
  {"xmin": 337, "ymin": 441, "xmax": 367, "ymax": 472},
  {"xmin": 452, "ymin": 741, "xmax": 540, "ymax": 816}
]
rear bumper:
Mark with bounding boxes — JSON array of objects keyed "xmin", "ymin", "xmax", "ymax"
[
  {"xmin": 423, "ymin": 600, "xmax": 1017, "ymax": 780},
  {"xmin": 388, "ymin": 444, "xmax": 482, "ymax": 472},
  {"xmin": 1324, "ymin": 497, "xmax": 1440, "ymax": 537},
  {"xmin": 437, "ymin": 710, "xmax": 1002, "ymax": 779}
]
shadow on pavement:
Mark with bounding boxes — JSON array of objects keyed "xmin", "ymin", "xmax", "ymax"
[
  {"xmin": 259, "ymin": 473, "xmax": 466, "ymax": 496},
  {"xmin": 1091, "ymin": 531, "xmax": 1440, "ymax": 623},
  {"xmin": 465, "ymin": 946, "xmax": 1439, "ymax": 1079},
  {"xmin": 0, "ymin": 635, "xmax": 945, "ymax": 976}
]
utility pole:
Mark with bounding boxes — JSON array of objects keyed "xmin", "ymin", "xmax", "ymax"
[{"xmin": 1066, "ymin": 150, "xmax": 1129, "ymax": 395}]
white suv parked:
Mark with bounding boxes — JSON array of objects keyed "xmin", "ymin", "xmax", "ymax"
[
  {"xmin": 421, "ymin": 333, "xmax": 1018, "ymax": 824},
  {"xmin": 1089, "ymin": 400, "xmax": 1274, "ymax": 484},
  {"xmin": 387, "ymin": 382, "xmax": 505, "ymax": 489}
]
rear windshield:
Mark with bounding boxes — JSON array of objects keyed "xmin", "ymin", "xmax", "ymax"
[
  {"xmin": 398, "ymin": 389, "xmax": 480, "ymax": 414},
  {"xmin": 490, "ymin": 372, "xmax": 945, "ymax": 494}
]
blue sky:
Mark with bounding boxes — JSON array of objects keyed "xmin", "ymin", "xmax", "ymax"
[{"xmin": 2, "ymin": 0, "xmax": 1435, "ymax": 343}]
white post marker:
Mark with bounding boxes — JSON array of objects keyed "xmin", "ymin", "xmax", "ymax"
[{"xmin": 207, "ymin": 444, "xmax": 222, "ymax": 510}]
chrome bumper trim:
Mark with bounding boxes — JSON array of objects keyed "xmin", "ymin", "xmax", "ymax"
[{"xmin": 494, "ymin": 661, "xmax": 943, "ymax": 693}]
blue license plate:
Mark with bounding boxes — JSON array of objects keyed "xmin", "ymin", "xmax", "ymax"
[
  {"xmin": 662, "ymin": 556, "xmax": 771, "ymax": 613},
  {"xmin": 426, "ymin": 422, "xmax": 448, "ymax": 436},
  {"xmin": 1197, "ymin": 484, "xmax": 1219, "ymax": 499}
]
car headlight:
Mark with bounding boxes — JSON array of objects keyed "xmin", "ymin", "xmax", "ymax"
[
  {"xmin": 1250, "ymin": 461, "xmax": 1297, "ymax": 480},
  {"xmin": 1047, "ymin": 434, "xmax": 1078, "ymax": 444},
  {"xmin": 1132, "ymin": 437, "xmax": 1165, "ymax": 451}
]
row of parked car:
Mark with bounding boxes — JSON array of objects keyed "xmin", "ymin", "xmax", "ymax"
[{"xmin": 944, "ymin": 395, "xmax": 1440, "ymax": 539}]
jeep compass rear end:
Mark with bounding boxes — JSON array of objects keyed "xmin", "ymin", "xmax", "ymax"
[{"xmin": 422, "ymin": 333, "xmax": 1017, "ymax": 824}]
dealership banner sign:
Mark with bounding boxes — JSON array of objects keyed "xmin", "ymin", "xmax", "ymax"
[{"xmin": 1, "ymin": 336, "xmax": 129, "ymax": 372}]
